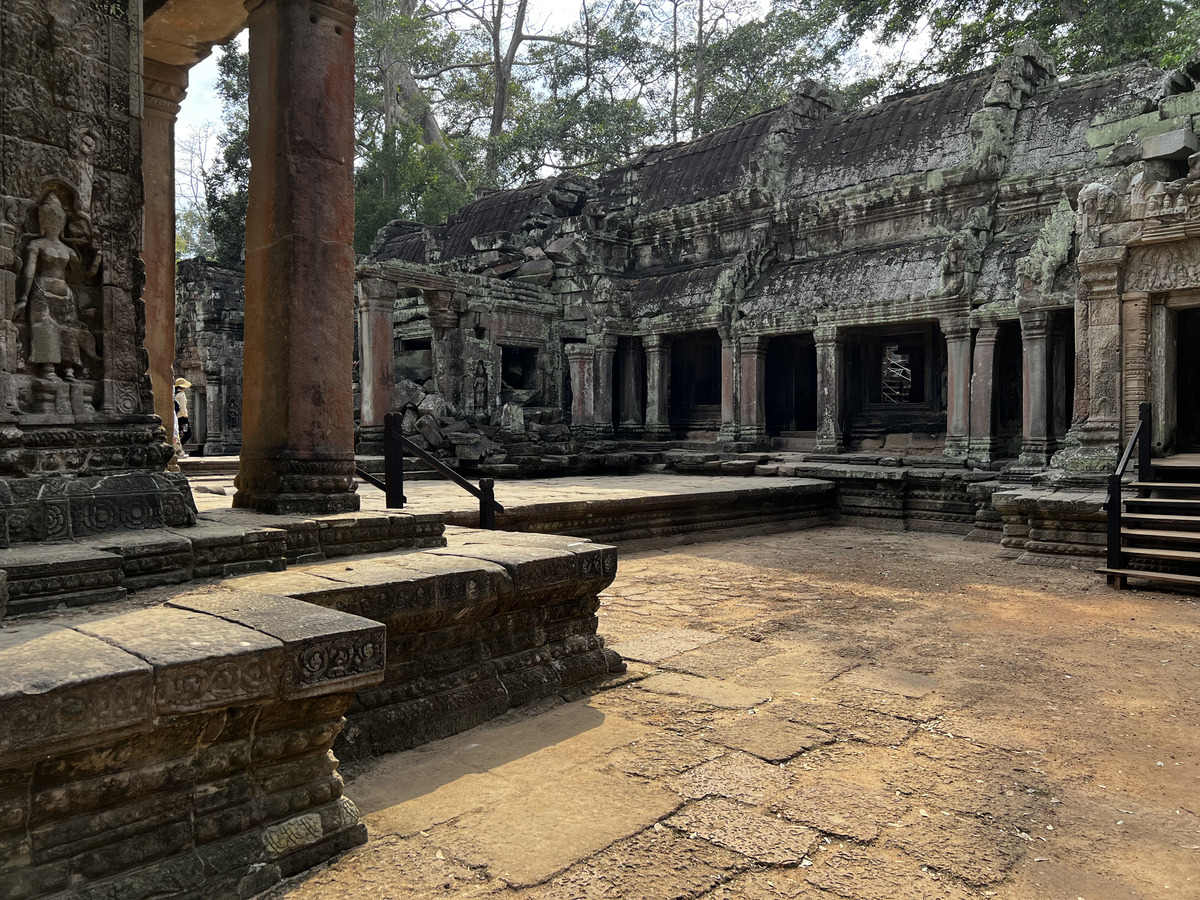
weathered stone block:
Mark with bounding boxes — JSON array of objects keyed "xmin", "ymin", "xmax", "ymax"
[
  {"xmin": 167, "ymin": 591, "xmax": 385, "ymax": 699},
  {"xmin": 74, "ymin": 608, "xmax": 283, "ymax": 715},
  {"xmin": 0, "ymin": 625, "xmax": 151, "ymax": 758},
  {"xmin": 0, "ymin": 545, "xmax": 125, "ymax": 616}
]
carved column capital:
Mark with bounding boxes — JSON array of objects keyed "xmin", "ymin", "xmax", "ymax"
[
  {"xmin": 939, "ymin": 317, "xmax": 971, "ymax": 342},
  {"xmin": 143, "ymin": 60, "xmax": 188, "ymax": 118}
]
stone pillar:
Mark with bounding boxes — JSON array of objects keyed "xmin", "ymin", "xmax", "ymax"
[
  {"xmin": 718, "ymin": 328, "xmax": 738, "ymax": 442},
  {"xmin": 1121, "ymin": 291, "xmax": 1151, "ymax": 441},
  {"xmin": 1019, "ymin": 312, "xmax": 1051, "ymax": 467},
  {"xmin": 564, "ymin": 343, "xmax": 596, "ymax": 434},
  {"xmin": 142, "ymin": 60, "xmax": 188, "ymax": 434},
  {"xmin": 1052, "ymin": 246, "xmax": 1126, "ymax": 474},
  {"xmin": 941, "ymin": 317, "xmax": 972, "ymax": 460},
  {"xmin": 356, "ymin": 277, "xmax": 396, "ymax": 429},
  {"xmin": 644, "ymin": 334, "xmax": 671, "ymax": 438},
  {"xmin": 594, "ymin": 336, "xmax": 616, "ymax": 437},
  {"xmin": 426, "ymin": 291, "xmax": 460, "ymax": 404},
  {"xmin": 968, "ymin": 323, "xmax": 1000, "ymax": 464},
  {"xmin": 814, "ymin": 326, "xmax": 844, "ymax": 454},
  {"xmin": 618, "ymin": 338, "xmax": 644, "ymax": 433},
  {"xmin": 235, "ymin": 0, "xmax": 360, "ymax": 514},
  {"xmin": 738, "ymin": 335, "xmax": 767, "ymax": 443}
]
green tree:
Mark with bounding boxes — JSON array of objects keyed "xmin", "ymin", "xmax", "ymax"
[
  {"xmin": 353, "ymin": 122, "xmax": 473, "ymax": 253},
  {"xmin": 824, "ymin": 0, "xmax": 1199, "ymax": 91},
  {"xmin": 203, "ymin": 45, "xmax": 250, "ymax": 267}
]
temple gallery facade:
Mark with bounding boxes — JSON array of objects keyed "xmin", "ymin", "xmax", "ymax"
[{"xmin": 360, "ymin": 45, "xmax": 1200, "ymax": 481}]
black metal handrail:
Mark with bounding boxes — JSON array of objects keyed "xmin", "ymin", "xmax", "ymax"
[
  {"xmin": 1105, "ymin": 402, "xmax": 1152, "ymax": 571},
  {"xmin": 355, "ymin": 411, "xmax": 504, "ymax": 529}
]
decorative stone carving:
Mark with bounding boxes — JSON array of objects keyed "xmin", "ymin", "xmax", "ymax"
[{"xmin": 12, "ymin": 186, "xmax": 103, "ymax": 417}]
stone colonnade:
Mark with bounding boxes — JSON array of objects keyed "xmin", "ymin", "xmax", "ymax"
[
  {"xmin": 547, "ymin": 318, "xmax": 1065, "ymax": 460},
  {"xmin": 143, "ymin": 0, "xmax": 363, "ymax": 513}
]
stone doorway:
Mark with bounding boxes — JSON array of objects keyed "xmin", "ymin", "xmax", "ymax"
[
  {"xmin": 992, "ymin": 321, "xmax": 1023, "ymax": 459},
  {"xmin": 668, "ymin": 331, "xmax": 722, "ymax": 432},
  {"xmin": 1177, "ymin": 307, "xmax": 1200, "ymax": 451},
  {"xmin": 764, "ymin": 335, "xmax": 817, "ymax": 436}
]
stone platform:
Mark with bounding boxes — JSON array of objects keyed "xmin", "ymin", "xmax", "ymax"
[
  {"xmin": 223, "ymin": 528, "xmax": 625, "ymax": 760},
  {"xmin": 0, "ymin": 593, "xmax": 385, "ymax": 900}
]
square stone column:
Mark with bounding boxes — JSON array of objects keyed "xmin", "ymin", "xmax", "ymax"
[
  {"xmin": 814, "ymin": 326, "xmax": 844, "ymax": 454},
  {"xmin": 968, "ymin": 323, "xmax": 1000, "ymax": 464},
  {"xmin": 738, "ymin": 335, "xmax": 767, "ymax": 443},
  {"xmin": 142, "ymin": 60, "xmax": 188, "ymax": 435},
  {"xmin": 594, "ymin": 337, "xmax": 616, "ymax": 437},
  {"xmin": 718, "ymin": 328, "xmax": 738, "ymax": 442},
  {"xmin": 618, "ymin": 338, "xmax": 644, "ymax": 433},
  {"xmin": 941, "ymin": 317, "xmax": 972, "ymax": 461},
  {"xmin": 235, "ymin": 0, "xmax": 361, "ymax": 514},
  {"xmin": 1019, "ymin": 312, "xmax": 1051, "ymax": 466},
  {"xmin": 644, "ymin": 334, "xmax": 671, "ymax": 438},
  {"xmin": 564, "ymin": 343, "xmax": 596, "ymax": 435},
  {"xmin": 356, "ymin": 276, "xmax": 397, "ymax": 429}
]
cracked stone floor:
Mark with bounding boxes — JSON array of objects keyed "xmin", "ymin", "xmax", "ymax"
[{"xmin": 262, "ymin": 526, "xmax": 1200, "ymax": 900}]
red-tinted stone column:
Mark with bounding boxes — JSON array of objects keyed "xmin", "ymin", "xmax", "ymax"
[
  {"xmin": 814, "ymin": 325, "xmax": 844, "ymax": 454},
  {"xmin": 738, "ymin": 335, "xmax": 766, "ymax": 443},
  {"xmin": 1019, "ymin": 311, "xmax": 1051, "ymax": 467},
  {"xmin": 142, "ymin": 61, "xmax": 188, "ymax": 437},
  {"xmin": 718, "ymin": 328, "xmax": 738, "ymax": 442},
  {"xmin": 941, "ymin": 317, "xmax": 971, "ymax": 460},
  {"xmin": 564, "ymin": 344, "xmax": 595, "ymax": 434},
  {"xmin": 235, "ymin": 0, "xmax": 360, "ymax": 514}
]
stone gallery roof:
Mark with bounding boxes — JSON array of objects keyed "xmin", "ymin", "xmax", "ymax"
[
  {"xmin": 784, "ymin": 72, "xmax": 995, "ymax": 196},
  {"xmin": 601, "ymin": 109, "xmax": 780, "ymax": 214},
  {"xmin": 621, "ymin": 264, "xmax": 727, "ymax": 318},
  {"xmin": 742, "ymin": 242, "xmax": 949, "ymax": 316}
]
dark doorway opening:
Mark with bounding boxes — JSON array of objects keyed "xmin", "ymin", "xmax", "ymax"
[
  {"xmin": 669, "ymin": 331, "xmax": 722, "ymax": 430},
  {"xmin": 1178, "ymin": 308, "xmax": 1200, "ymax": 451},
  {"xmin": 993, "ymin": 321, "xmax": 1023, "ymax": 459},
  {"xmin": 765, "ymin": 335, "xmax": 817, "ymax": 436}
]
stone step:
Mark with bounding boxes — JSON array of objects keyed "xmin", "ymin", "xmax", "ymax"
[{"xmin": 0, "ymin": 545, "xmax": 125, "ymax": 616}]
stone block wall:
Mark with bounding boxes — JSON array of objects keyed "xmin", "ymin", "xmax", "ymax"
[
  {"xmin": 0, "ymin": 0, "xmax": 185, "ymax": 545},
  {"xmin": 225, "ymin": 530, "xmax": 626, "ymax": 761},
  {"xmin": 0, "ymin": 593, "xmax": 386, "ymax": 900}
]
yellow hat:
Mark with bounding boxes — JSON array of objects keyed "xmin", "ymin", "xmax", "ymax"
[{"xmin": 174, "ymin": 377, "xmax": 192, "ymax": 389}]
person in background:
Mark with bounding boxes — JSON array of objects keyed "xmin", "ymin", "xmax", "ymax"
[{"xmin": 174, "ymin": 377, "xmax": 191, "ymax": 459}]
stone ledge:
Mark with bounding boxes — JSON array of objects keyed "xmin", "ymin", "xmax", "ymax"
[
  {"xmin": 0, "ymin": 594, "xmax": 384, "ymax": 900},
  {"xmin": 221, "ymin": 528, "xmax": 625, "ymax": 759},
  {"xmin": 0, "ymin": 595, "xmax": 385, "ymax": 760},
  {"xmin": 0, "ymin": 509, "xmax": 449, "ymax": 618}
]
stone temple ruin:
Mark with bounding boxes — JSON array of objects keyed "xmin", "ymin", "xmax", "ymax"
[
  {"xmin": 352, "ymin": 44, "xmax": 1200, "ymax": 566},
  {"xmin": 4, "ymin": 0, "xmax": 1200, "ymax": 895}
]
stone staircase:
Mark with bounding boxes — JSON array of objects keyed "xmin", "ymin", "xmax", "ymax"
[{"xmin": 1102, "ymin": 454, "xmax": 1200, "ymax": 590}]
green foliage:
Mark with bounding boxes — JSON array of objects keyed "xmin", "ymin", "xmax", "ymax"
[
  {"xmin": 827, "ymin": 0, "xmax": 1200, "ymax": 92},
  {"xmin": 203, "ymin": 45, "xmax": 250, "ymax": 267},
  {"xmin": 353, "ymin": 124, "xmax": 473, "ymax": 253}
]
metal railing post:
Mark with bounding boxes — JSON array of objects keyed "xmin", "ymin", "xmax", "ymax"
[
  {"xmin": 479, "ymin": 478, "xmax": 497, "ymax": 530},
  {"xmin": 1137, "ymin": 401, "xmax": 1153, "ymax": 492},
  {"xmin": 383, "ymin": 411, "xmax": 407, "ymax": 509},
  {"xmin": 1106, "ymin": 472, "xmax": 1123, "ymax": 571}
]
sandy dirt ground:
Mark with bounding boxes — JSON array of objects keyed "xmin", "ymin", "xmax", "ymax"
[{"xmin": 263, "ymin": 526, "xmax": 1200, "ymax": 900}]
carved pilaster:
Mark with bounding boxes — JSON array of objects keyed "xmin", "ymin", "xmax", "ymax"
[
  {"xmin": 813, "ymin": 325, "xmax": 844, "ymax": 454},
  {"xmin": 643, "ymin": 334, "xmax": 671, "ymax": 438},
  {"xmin": 738, "ymin": 335, "xmax": 767, "ymax": 444}
]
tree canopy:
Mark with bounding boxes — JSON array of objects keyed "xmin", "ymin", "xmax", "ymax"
[{"xmin": 190, "ymin": 0, "xmax": 1200, "ymax": 258}]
